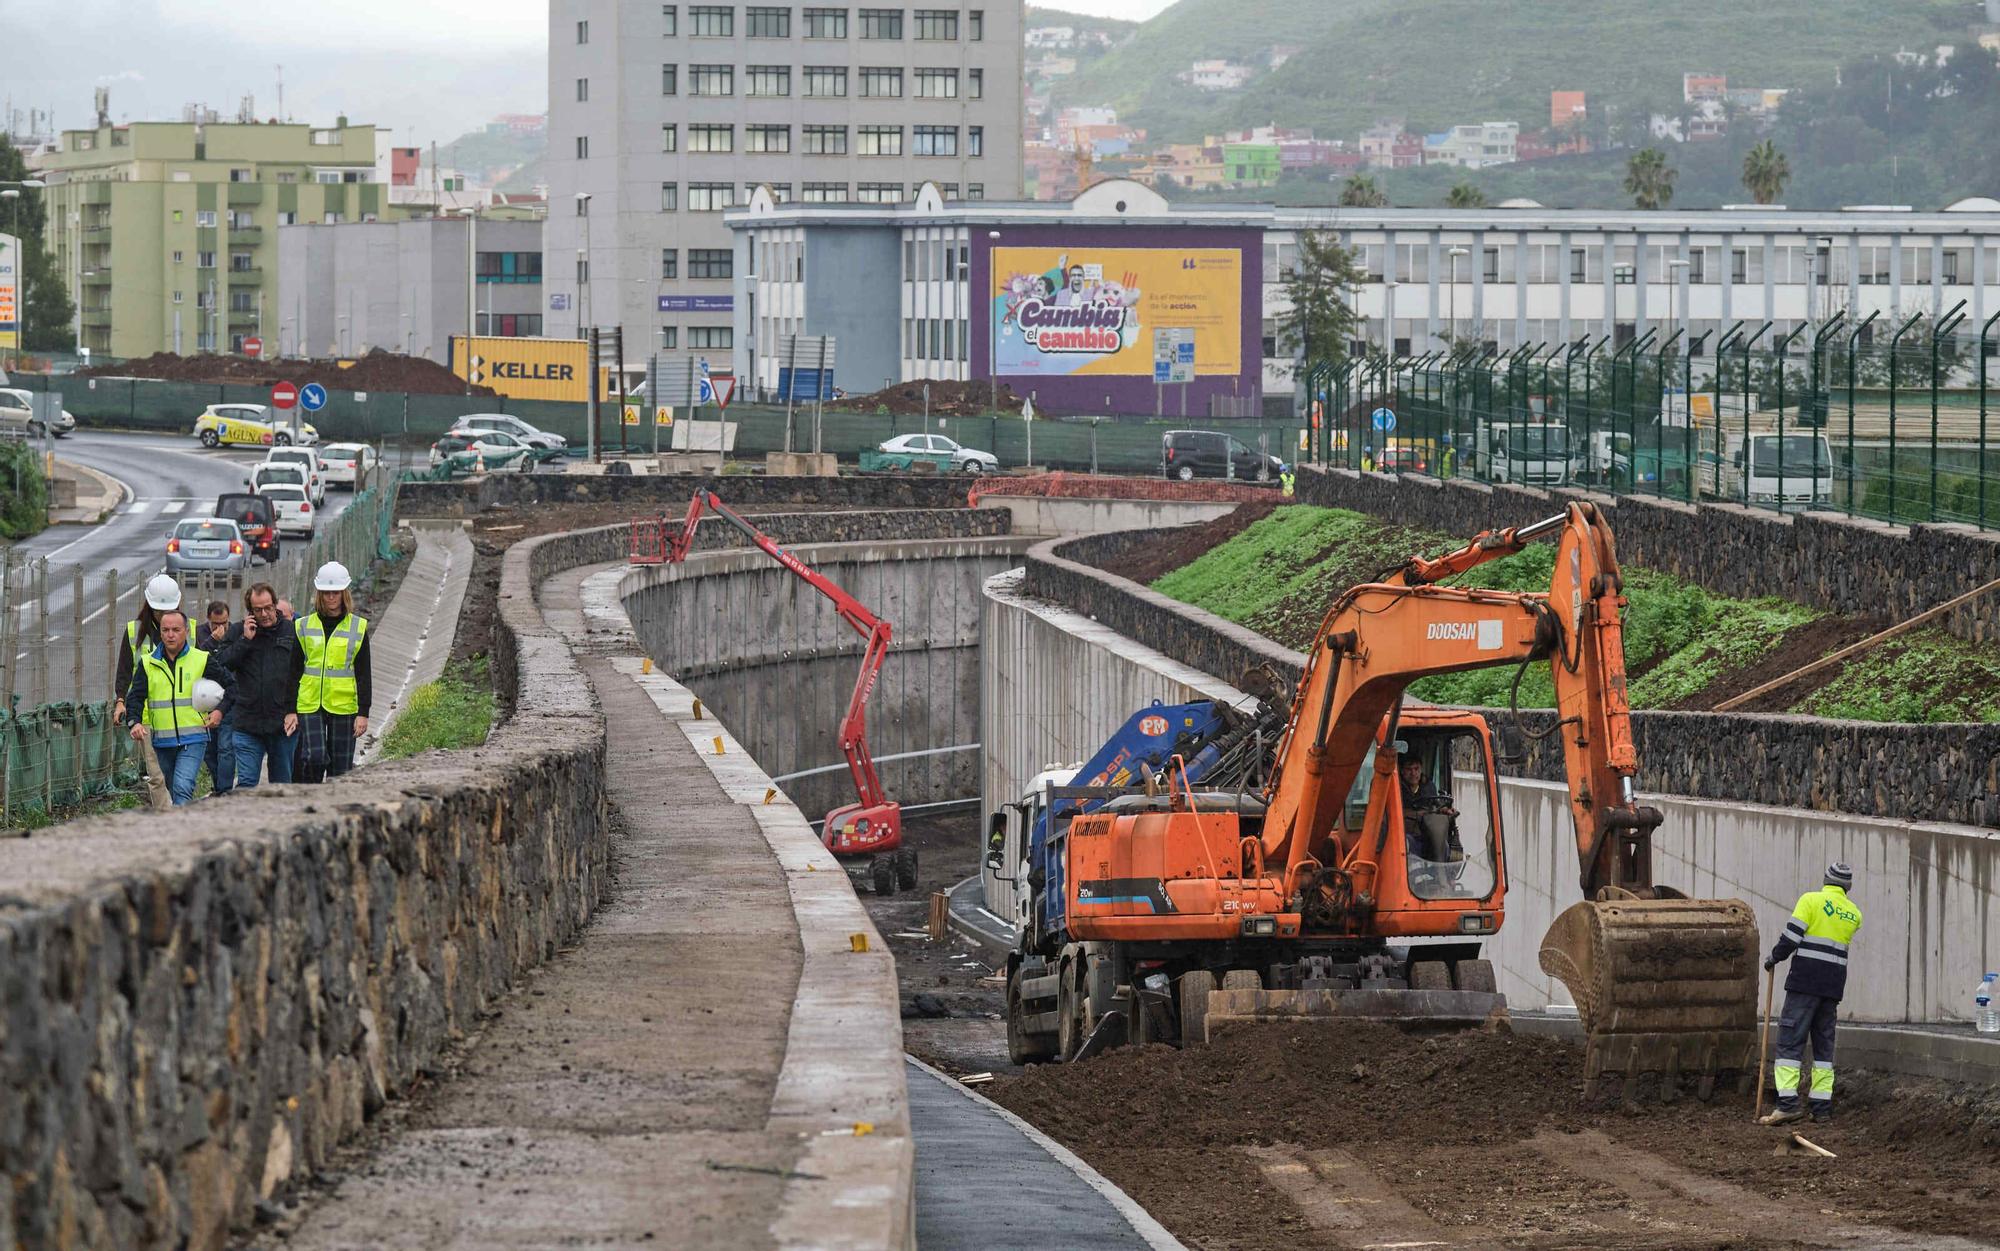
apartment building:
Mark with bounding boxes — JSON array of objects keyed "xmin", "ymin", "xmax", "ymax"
[
  {"xmin": 33, "ymin": 119, "xmax": 382, "ymax": 357},
  {"xmin": 547, "ymin": 1, "xmax": 1024, "ymax": 364}
]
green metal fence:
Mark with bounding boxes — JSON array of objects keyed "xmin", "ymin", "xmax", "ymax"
[{"xmin": 1300, "ymin": 313, "xmax": 2000, "ymax": 530}]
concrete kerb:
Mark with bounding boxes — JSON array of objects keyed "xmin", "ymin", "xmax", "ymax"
[{"xmin": 48, "ymin": 455, "xmax": 129, "ymax": 523}]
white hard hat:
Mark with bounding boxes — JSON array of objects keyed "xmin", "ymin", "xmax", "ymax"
[
  {"xmin": 145, "ymin": 573, "xmax": 182, "ymax": 611},
  {"xmin": 314, "ymin": 561, "xmax": 352, "ymax": 592},
  {"xmin": 191, "ymin": 679, "xmax": 225, "ymax": 714}
]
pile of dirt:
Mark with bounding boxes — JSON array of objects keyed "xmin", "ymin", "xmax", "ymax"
[
  {"xmin": 80, "ymin": 349, "xmax": 493, "ymax": 396},
  {"xmin": 830, "ymin": 378, "xmax": 1027, "ymax": 416},
  {"xmin": 1670, "ymin": 613, "xmax": 1890, "ymax": 713},
  {"xmin": 1110, "ymin": 500, "xmax": 1281, "ymax": 586}
]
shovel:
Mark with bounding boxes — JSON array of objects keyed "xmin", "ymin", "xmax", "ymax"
[{"xmin": 1753, "ymin": 965, "xmax": 1774, "ymax": 1121}]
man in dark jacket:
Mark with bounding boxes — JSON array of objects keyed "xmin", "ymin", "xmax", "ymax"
[
  {"xmin": 217, "ymin": 583, "xmax": 303, "ymax": 787},
  {"xmin": 195, "ymin": 598, "xmax": 241, "ymax": 794}
]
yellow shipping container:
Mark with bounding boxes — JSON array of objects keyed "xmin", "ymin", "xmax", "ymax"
[{"xmin": 449, "ymin": 335, "xmax": 617, "ymax": 403}]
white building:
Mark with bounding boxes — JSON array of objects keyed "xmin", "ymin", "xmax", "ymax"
[
  {"xmin": 1181, "ymin": 59, "xmax": 1255, "ymax": 91},
  {"xmin": 1423, "ymin": 122, "xmax": 1519, "ymax": 170}
]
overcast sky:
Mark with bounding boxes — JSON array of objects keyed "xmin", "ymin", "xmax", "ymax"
[{"xmin": 5, "ymin": 0, "xmax": 1174, "ymax": 148}]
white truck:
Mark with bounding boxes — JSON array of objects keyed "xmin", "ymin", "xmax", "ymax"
[
  {"xmin": 1699, "ymin": 428, "xmax": 1836, "ymax": 509},
  {"xmin": 1475, "ymin": 419, "xmax": 1570, "ymax": 485}
]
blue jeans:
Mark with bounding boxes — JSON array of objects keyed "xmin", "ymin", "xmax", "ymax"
[
  {"xmin": 234, "ymin": 728, "xmax": 297, "ymax": 788},
  {"xmin": 205, "ymin": 722, "xmax": 237, "ymax": 794},
  {"xmin": 154, "ymin": 740, "xmax": 205, "ymax": 806}
]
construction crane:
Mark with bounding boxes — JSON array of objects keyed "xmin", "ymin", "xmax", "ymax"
[
  {"xmin": 631, "ymin": 490, "xmax": 912, "ymax": 894},
  {"xmin": 1006, "ymin": 502, "xmax": 1760, "ymax": 1098}
]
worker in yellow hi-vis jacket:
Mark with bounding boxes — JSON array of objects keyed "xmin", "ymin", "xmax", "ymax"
[{"xmin": 1759, "ymin": 862, "xmax": 1862, "ymax": 1126}]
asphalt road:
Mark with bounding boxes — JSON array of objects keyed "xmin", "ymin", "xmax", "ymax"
[{"xmin": 2, "ymin": 431, "xmax": 357, "ymax": 706}]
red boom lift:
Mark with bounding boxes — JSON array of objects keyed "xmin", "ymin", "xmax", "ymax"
[{"xmin": 631, "ymin": 490, "xmax": 915, "ymax": 894}]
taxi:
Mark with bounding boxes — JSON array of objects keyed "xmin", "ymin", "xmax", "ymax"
[{"xmin": 192, "ymin": 403, "xmax": 320, "ymax": 448}]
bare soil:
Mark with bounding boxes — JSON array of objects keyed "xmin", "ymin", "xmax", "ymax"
[
  {"xmin": 82, "ymin": 349, "xmax": 491, "ymax": 396},
  {"xmin": 1110, "ymin": 499, "xmax": 1281, "ymax": 587},
  {"xmin": 831, "ymin": 378, "xmax": 1028, "ymax": 417},
  {"xmin": 987, "ymin": 1021, "xmax": 2000, "ymax": 1249},
  {"xmin": 1669, "ymin": 613, "xmax": 1890, "ymax": 713}
]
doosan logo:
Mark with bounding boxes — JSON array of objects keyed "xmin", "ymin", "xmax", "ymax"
[
  {"xmin": 1427, "ymin": 623, "xmax": 1478, "ymax": 641},
  {"xmin": 1428, "ymin": 620, "xmax": 1506, "ymax": 650}
]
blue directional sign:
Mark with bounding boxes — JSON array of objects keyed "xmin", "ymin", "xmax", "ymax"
[
  {"xmin": 1371, "ymin": 406, "xmax": 1397, "ymax": 432},
  {"xmin": 300, "ymin": 382, "xmax": 329, "ymax": 412}
]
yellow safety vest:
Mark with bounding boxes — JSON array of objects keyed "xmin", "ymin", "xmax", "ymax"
[
  {"xmin": 296, "ymin": 612, "xmax": 368, "ymax": 716},
  {"xmin": 141, "ymin": 645, "xmax": 212, "ymax": 746}
]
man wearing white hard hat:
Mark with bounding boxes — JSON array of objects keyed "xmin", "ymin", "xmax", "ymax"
[
  {"xmin": 120, "ymin": 608, "xmax": 235, "ymax": 805},
  {"xmin": 113, "ymin": 574, "xmax": 183, "ymax": 725},
  {"xmin": 291, "ymin": 561, "xmax": 373, "ymax": 782}
]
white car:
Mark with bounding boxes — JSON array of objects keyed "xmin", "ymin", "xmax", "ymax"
[
  {"xmin": 317, "ymin": 442, "xmax": 375, "ymax": 490},
  {"xmin": 194, "ymin": 403, "xmax": 319, "ymax": 447},
  {"xmin": 451, "ymin": 412, "xmax": 567, "ymax": 451},
  {"xmin": 430, "ymin": 428, "xmax": 536, "ymax": 468},
  {"xmin": 877, "ymin": 433, "xmax": 999, "ymax": 473},
  {"xmin": 249, "ymin": 462, "xmax": 309, "ymax": 495},
  {"xmin": 261, "ymin": 447, "xmax": 326, "ymax": 505},
  {"xmin": 0, "ymin": 388, "xmax": 75, "ymax": 437},
  {"xmin": 259, "ymin": 483, "xmax": 315, "ymax": 537}
]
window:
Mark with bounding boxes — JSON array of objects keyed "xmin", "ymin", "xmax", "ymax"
[
  {"xmin": 229, "ymin": 292, "xmax": 254, "ymax": 312},
  {"xmin": 1857, "ymin": 246, "xmax": 1891, "ymax": 286},
  {"xmin": 576, "ymin": 77, "xmax": 589, "ymax": 102},
  {"xmin": 859, "ymin": 7, "xmax": 902, "ymax": 37},
  {"xmin": 196, "ymin": 210, "xmax": 217, "ymax": 228},
  {"xmin": 914, "ymin": 68, "xmax": 957, "ymax": 98},
  {"xmin": 662, "ymin": 64, "xmax": 678, "ymax": 94},
  {"xmin": 577, "ymin": 257, "xmax": 590, "ymax": 284},
  {"xmin": 1730, "ymin": 246, "xmax": 1762, "ymax": 284},
  {"xmin": 968, "ymin": 125, "xmax": 983, "ymax": 157},
  {"xmin": 969, "ymin": 68, "xmax": 983, "ymax": 98},
  {"xmin": 661, "ymin": 249, "xmax": 680, "ymax": 279},
  {"xmin": 940, "ymin": 183, "xmax": 958, "ymax": 198},
  {"xmin": 803, "ymin": 124, "xmax": 849, "ymax": 154},
  {"xmin": 688, "ymin": 182, "xmax": 735, "ymax": 211},
  {"xmin": 690, "ymin": 64, "xmax": 734, "ymax": 94},
  {"xmin": 913, "ymin": 125, "xmax": 956, "ymax": 156},
  {"xmin": 577, "ymin": 18, "xmax": 589, "ymax": 42},
  {"xmin": 858, "ymin": 125, "xmax": 903, "ymax": 155},
  {"xmin": 661, "ymin": 182, "xmax": 679, "ymax": 210},
  {"xmin": 746, "ymin": 64, "xmax": 791, "ymax": 95},
  {"xmin": 745, "ymin": 124, "xmax": 791, "ymax": 153},
  {"xmin": 747, "ymin": 5, "xmax": 790, "ymax": 36},
  {"xmin": 230, "ymin": 253, "xmax": 254, "ymax": 272},
  {"xmin": 689, "ymin": 123, "xmax": 735, "ymax": 153},
  {"xmin": 277, "ymin": 211, "xmax": 297, "ymax": 225},
  {"xmin": 197, "ymin": 250, "xmax": 216, "ymax": 268},
  {"xmin": 967, "ymin": 183, "xmax": 983, "ymax": 200},
  {"xmin": 1481, "ymin": 246, "xmax": 1500, "ymax": 283},
  {"xmin": 576, "ymin": 194, "xmax": 590, "ymax": 215},
  {"xmin": 576, "ymin": 135, "xmax": 590, "ymax": 159},
  {"xmin": 759, "ymin": 182, "xmax": 794, "ymax": 202},
  {"xmin": 691, "ymin": 5, "xmax": 734, "ymax": 35},
  {"xmin": 275, "ymin": 172, "xmax": 297, "ymax": 184},
  {"xmin": 805, "ymin": 66, "xmax": 848, "ymax": 96},
  {"xmin": 228, "ymin": 167, "xmax": 253, "ymax": 182},
  {"xmin": 804, "ymin": 6, "xmax": 847, "ymax": 36},
  {"xmin": 1944, "ymin": 248, "xmax": 1967, "ymax": 284},
  {"xmin": 662, "ymin": 4, "xmax": 677, "ymax": 34},
  {"xmin": 856, "ymin": 182, "xmax": 901, "ymax": 203},
  {"xmin": 689, "ymin": 249, "xmax": 734, "ymax": 279},
  {"xmin": 969, "ymin": 8, "xmax": 982, "ymax": 38},
  {"xmin": 662, "ymin": 123, "xmax": 679, "ymax": 152},
  {"xmin": 859, "ymin": 67, "xmax": 903, "ymax": 97},
  {"xmin": 315, "ymin": 170, "xmax": 341, "ymax": 184},
  {"xmin": 475, "ymin": 314, "xmax": 546, "ymax": 337},
  {"xmin": 689, "ymin": 326, "xmax": 733, "ymax": 350},
  {"xmin": 172, "ymin": 250, "xmax": 184, "ymax": 264},
  {"xmin": 802, "ymin": 181, "xmax": 848, "ymax": 201},
  {"xmin": 914, "ymin": 8, "xmax": 956, "ymax": 38},
  {"xmin": 660, "ymin": 327, "xmax": 679, "ymax": 349}
]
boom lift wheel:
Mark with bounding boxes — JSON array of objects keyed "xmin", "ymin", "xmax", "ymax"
[
  {"xmin": 1411, "ymin": 960, "xmax": 1451, "ymax": 991},
  {"xmin": 1178, "ymin": 970, "xmax": 1217, "ymax": 1048},
  {"xmin": 871, "ymin": 855, "xmax": 896, "ymax": 896},
  {"xmin": 895, "ymin": 847, "xmax": 919, "ymax": 892}
]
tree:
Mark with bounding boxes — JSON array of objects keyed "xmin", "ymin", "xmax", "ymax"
[
  {"xmin": 1277, "ymin": 229, "xmax": 1368, "ymax": 380},
  {"xmin": 1445, "ymin": 181, "xmax": 1488, "ymax": 209},
  {"xmin": 1741, "ymin": 139, "xmax": 1792, "ymax": 205},
  {"xmin": 1623, "ymin": 146, "xmax": 1677, "ymax": 210},
  {"xmin": 0, "ymin": 135, "xmax": 74, "ymax": 352},
  {"xmin": 1338, "ymin": 173, "xmax": 1388, "ymax": 208}
]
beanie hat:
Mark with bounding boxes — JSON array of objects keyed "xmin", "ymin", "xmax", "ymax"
[{"xmin": 1824, "ymin": 861, "xmax": 1854, "ymax": 889}]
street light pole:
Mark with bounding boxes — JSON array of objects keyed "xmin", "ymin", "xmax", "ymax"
[{"xmin": 1446, "ymin": 246, "xmax": 1468, "ymax": 352}]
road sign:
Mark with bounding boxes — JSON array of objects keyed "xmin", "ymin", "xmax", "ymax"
[
  {"xmin": 622, "ymin": 403, "xmax": 642, "ymax": 427},
  {"xmin": 1371, "ymin": 407, "xmax": 1397, "ymax": 432},
  {"xmin": 656, "ymin": 405, "xmax": 674, "ymax": 427},
  {"xmin": 1153, "ymin": 328, "xmax": 1195, "ymax": 385},
  {"xmin": 300, "ymin": 382, "xmax": 329, "ymax": 412},
  {"xmin": 271, "ymin": 381, "xmax": 299, "ymax": 410},
  {"xmin": 243, "ymin": 336, "xmax": 263, "ymax": 359}
]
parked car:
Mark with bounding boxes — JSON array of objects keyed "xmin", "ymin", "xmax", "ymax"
[
  {"xmin": 214, "ymin": 492, "xmax": 281, "ymax": 563},
  {"xmin": 0, "ymin": 388, "xmax": 75, "ymax": 437},
  {"xmin": 164, "ymin": 518, "xmax": 250, "ymax": 578},
  {"xmin": 1161, "ymin": 429, "xmax": 1284, "ymax": 482},
  {"xmin": 429, "ymin": 429, "xmax": 535, "ymax": 471},
  {"xmin": 873, "ymin": 433, "xmax": 999, "ymax": 473},
  {"xmin": 449, "ymin": 413, "xmax": 567, "ymax": 452},
  {"xmin": 193, "ymin": 404, "xmax": 320, "ymax": 448},
  {"xmin": 259, "ymin": 484, "xmax": 314, "ymax": 537},
  {"xmin": 317, "ymin": 442, "xmax": 375, "ymax": 490},
  {"xmin": 261, "ymin": 446, "xmax": 326, "ymax": 504}
]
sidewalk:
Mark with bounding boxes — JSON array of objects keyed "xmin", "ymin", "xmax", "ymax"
[
  {"xmin": 46, "ymin": 456, "xmax": 126, "ymax": 524},
  {"xmin": 356, "ymin": 520, "xmax": 474, "ymax": 764}
]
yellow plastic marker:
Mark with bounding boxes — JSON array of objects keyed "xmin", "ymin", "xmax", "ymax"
[
  {"xmin": 849, "ymin": 933, "xmax": 870, "ymax": 953},
  {"xmin": 763, "ymin": 787, "xmax": 777, "ymax": 805},
  {"xmin": 692, "ymin": 697, "xmax": 704, "ymax": 719},
  {"xmin": 641, "ymin": 657, "xmax": 653, "ymax": 674},
  {"xmin": 712, "ymin": 735, "xmax": 725, "ymax": 755}
]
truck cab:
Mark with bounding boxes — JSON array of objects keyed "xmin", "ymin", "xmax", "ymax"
[
  {"xmin": 1709, "ymin": 430, "xmax": 1835, "ymax": 508},
  {"xmin": 1477, "ymin": 420, "xmax": 1569, "ymax": 485}
]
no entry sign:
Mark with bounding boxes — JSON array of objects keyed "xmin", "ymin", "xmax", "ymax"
[{"xmin": 271, "ymin": 381, "xmax": 299, "ymax": 410}]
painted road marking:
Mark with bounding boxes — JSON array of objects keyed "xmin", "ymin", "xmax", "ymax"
[
  {"xmin": 160, "ymin": 501, "xmax": 185, "ymax": 514},
  {"xmin": 126, "ymin": 501, "xmax": 150, "ymax": 514}
]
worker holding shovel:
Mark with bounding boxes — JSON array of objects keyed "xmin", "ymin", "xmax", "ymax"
[{"xmin": 1758, "ymin": 862, "xmax": 1863, "ymax": 1126}]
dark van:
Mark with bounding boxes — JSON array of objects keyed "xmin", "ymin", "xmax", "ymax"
[{"xmin": 1161, "ymin": 429, "xmax": 1284, "ymax": 483}]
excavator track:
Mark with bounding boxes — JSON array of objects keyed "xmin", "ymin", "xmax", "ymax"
[{"xmin": 1539, "ymin": 897, "xmax": 1761, "ymax": 1100}]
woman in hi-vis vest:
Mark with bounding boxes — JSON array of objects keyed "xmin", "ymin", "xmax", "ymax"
[{"xmin": 292, "ymin": 561, "xmax": 373, "ymax": 782}]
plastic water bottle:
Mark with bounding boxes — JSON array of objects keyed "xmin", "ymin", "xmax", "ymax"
[{"xmin": 1977, "ymin": 973, "xmax": 1999, "ymax": 1034}]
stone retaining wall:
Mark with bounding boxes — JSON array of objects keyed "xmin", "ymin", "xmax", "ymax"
[
  {"xmin": 1024, "ymin": 533, "xmax": 2000, "ymax": 829},
  {"xmin": 1295, "ymin": 465, "xmax": 2000, "ymax": 645},
  {"xmin": 400, "ymin": 471, "xmax": 972, "ymax": 518}
]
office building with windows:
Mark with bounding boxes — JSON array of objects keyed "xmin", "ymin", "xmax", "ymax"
[
  {"xmin": 32, "ymin": 118, "xmax": 383, "ymax": 357},
  {"xmin": 547, "ymin": 1, "xmax": 1023, "ymax": 366}
]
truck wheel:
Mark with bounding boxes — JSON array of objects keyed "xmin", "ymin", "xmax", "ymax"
[
  {"xmin": 1453, "ymin": 958, "xmax": 1497, "ymax": 994},
  {"xmin": 1057, "ymin": 958, "xmax": 1086, "ymax": 1060},
  {"xmin": 871, "ymin": 855, "xmax": 896, "ymax": 896},
  {"xmin": 896, "ymin": 848, "xmax": 919, "ymax": 892},
  {"xmin": 1221, "ymin": 969, "xmax": 1262, "ymax": 992},
  {"xmin": 1006, "ymin": 970, "xmax": 1058, "ymax": 1065},
  {"xmin": 1177, "ymin": 970, "xmax": 1217, "ymax": 1048},
  {"xmin": 1411, "ymin": 960, "xmax": 1451, "ymax": 991}
]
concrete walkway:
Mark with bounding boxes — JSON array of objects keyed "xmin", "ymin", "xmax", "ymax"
[{"xmin": 356, "ymin": 520, "xmax": 474, "ymax": 763}]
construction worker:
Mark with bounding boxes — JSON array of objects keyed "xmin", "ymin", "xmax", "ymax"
[
  {"xmin": 293, "ymin": 561, "xmax": 372, "ymax": 782},
  {"xmin": 1441, "ymin": 434, "xmax": 1456, "ymax": 478},
  {"xmin": 1362, "ymin": 444, "xmax": 1375, "ymax": 472},
  {"xmin": 1279, "ymin": 463, "xmax": 1296, "ymax": 497},
  {"xmin": 113, "ymin": 574, "xmax": 182, "ymax": 724},
  {"xmin": 121, "ymin": 609, "xmax": 233, "ymax": 806},
  {"xmin": 1759, "ymin": 862, "xmax": 1863, "ymax": 1126}
]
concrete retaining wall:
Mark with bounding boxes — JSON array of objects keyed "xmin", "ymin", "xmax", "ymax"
[
  {"xmin": 980, "ymin": 567, "xmax": 2000, "ymax": 1026},
  {"xmin": 976, "ymin": 496, "xmax": 1238, "ymax": 538},
  {"xmin": 1295, "ymin": 464, "xmax": 2000, "ymax": 645},
  {"xmin": 400, "ymin": 470, "xmax": 973, "ymax": 519}
]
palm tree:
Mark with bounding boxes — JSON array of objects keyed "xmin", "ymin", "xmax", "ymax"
[
  {"xmin": 1742, "ymin": 139, "xmax": 1792, "ymax": 205},
  {"xmin": 1624, "ymin": 147, "xmax": 1677, "ymax": 210},
  {"xmin": 1446, "ymin": 181, "xmax": 1488, "ymax": 209},
  {"xmin": 1338, "ymin": 173, "xmax": 1388, "ymax": 208}
]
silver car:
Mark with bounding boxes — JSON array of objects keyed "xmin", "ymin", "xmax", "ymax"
[
  {"xmin": 164, "ymin": 517, "xmax": 251, "ymax": 577},
  {"xmin": 0, "ymin": 388, "xmax": 76, "ymax": 437}
]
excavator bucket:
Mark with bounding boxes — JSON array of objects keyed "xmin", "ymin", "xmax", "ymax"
[{"xmin": 1539, "ymin": 897, "xmax": 1761, "ymax": 1100}]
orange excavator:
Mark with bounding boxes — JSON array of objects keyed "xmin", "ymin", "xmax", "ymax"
[{"xmin": 1010, "ymin": 502, "xmax": 1760, "ymax": 1097}]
